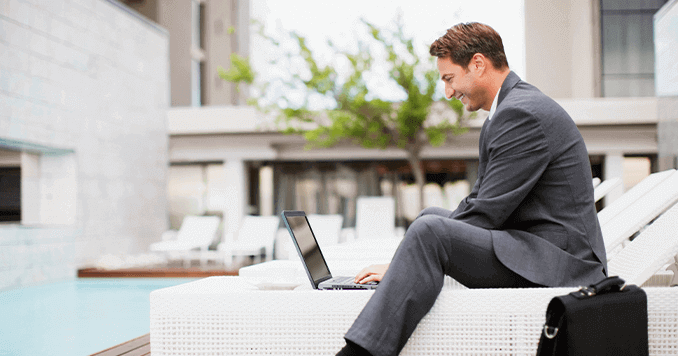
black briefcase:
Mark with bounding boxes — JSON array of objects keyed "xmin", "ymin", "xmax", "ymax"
[{"xmin": 536, "ymin": 276, "xmax": 648, "ymax": 356}]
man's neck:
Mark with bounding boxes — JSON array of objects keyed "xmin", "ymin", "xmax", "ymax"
[{"xmin": 482, "ymin": 69, "xmax": 511, "ymax": 111}]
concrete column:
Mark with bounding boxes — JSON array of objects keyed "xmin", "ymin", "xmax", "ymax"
[
  {"xmin": 569, "ymin": 0, "xmax": 598, "ymax": 98},
  {"xmin": 654, "ymin": 2, "xmax": 678, "ymax": 170},
  {"xmin": 524, "ymin": 0, "xmax": 598, "ymax": 99},
  {"xmin": 223, "ymin": 158, "xmax": 247, "ymax": 237},
  {"xmin": 657, "ymin": 98, "xmax": 678, "ymax": 171},
  {"xmin": 524, "ymin": 0, "xmax": 572, "ymax": 98},
  {"xmin": 259, "ymin": 165, "xmax": 274, "ymax": 216},
  {"xmin": 158, "ymin": 0, "xmax": 193, "ymax": 106},
  {"xmin": 603, "ymin": 152, "xmax": 624, "ymax": 207}
]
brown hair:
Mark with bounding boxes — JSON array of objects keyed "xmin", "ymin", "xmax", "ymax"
[{"xmin": 429, "ymin": 22, "xmax": 509, "ymax": 70}]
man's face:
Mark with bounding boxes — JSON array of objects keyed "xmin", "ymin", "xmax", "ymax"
[{"xmin": 436, "ymin": 57, "xmax": 483, "ymax": 112}]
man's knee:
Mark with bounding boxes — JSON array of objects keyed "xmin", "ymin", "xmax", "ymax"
[
  {"xmin": 405, "ymin": 215, "xmax": 442, "ymax": 246},
  {"xmin": 417, "ymin": 206, "xmax": 450, "ymax": 219},
  {"xmin": 400, "ymin": 215, "xmax": 450, "ymax": 267}
]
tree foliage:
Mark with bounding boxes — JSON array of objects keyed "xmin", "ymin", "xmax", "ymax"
[{"xmin": 220, "ymin": 17, "xmax": 476, "ymax": 208}]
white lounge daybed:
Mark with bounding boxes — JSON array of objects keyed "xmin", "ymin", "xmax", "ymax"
[{"xmin": 150, "ymin": 277, "xmax": 678, "ymax": 355}]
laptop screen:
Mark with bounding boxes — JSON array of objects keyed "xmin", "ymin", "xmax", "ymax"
[{"xmin": 283, "ymin": 213, "xmax": 332, "ymax": 285}]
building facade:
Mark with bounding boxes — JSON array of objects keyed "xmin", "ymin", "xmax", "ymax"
[
  {"xmin": 167, "ymin": 0, "xmax": 677, "ymax": 236},
  {"xmin": 0, "ymin": 0, "xmax": 169, "ymax": 290},
  {"xmin": 121, "ymin": 0, "xmax": 250, "ymax": 107}
]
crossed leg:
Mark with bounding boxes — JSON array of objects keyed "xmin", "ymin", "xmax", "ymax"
[{"xmin": 343, "ymin": 207, "xmax": 540, "ymax": 356}]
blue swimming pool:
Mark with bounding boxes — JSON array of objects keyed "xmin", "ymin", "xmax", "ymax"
[{"xmin": 0, "ymin": 278, "xmax": 198, "ymax": 356}]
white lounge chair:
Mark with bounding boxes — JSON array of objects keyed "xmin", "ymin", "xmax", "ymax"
[
  {"xmin": 221, "ymin": 201, "xmax": 678, "ymax": 353},
  {"xmin": 607, "ymin": 202, "xmax": 678, "ymax": 286},
  {"xmin": 326, "ymin": 194, "xmax": 678, "ymax": 289},
  {"xmin": 307, "ymin": 214, "xmax": 344, "ymax": 248},
  {"xmin": 355, "ymin": 196, "xmax": 396, "ymax": 239},
  {"xmin": 149, "ymin": 215, "xmax": 221, "ymax": 267},
  {"xmin": 280, "ymin": 214, "xmax": 345, "ymax": 262},
  {"xmin": 218, "ymin": 215, "xmax": 280, "ymax": 266},
  {"xmin": 274, "ymin": 227, "xmax": 296, "ymax": 260},
  {"xmin": 150, "ymin": 277, "xmax": 678, "ymax": 355},
  {"xmin": 443, "ymin": 180, "xmax": 470, "ymax": 210},
  {"xmin": 667, "ymin": 256, "xmax": 678, "ymax": 287},
  {"xmin": 321, "ymin": 238, "xmax": 401, "ymax": 264},
  {"xmin": 423, "ymin": 183, "xmax": 444, "ymax": 209},
  {"xmin": 592, "ymin": 177, "xmax": 601, "ymax": 188},
  {"xmin": 598, "ymin": 169, "xmax": 676, "ymax": 228},
  {"xmin": 399, "ymin": 184, "xmax": 421, "ymax": 223},
  {"xmin": 602, "ymin": 171, "xmax": 678, "ymax": 257},
  {"xmin": 593, "ymin": 176, "xmax": 622, "ymax": 203}
]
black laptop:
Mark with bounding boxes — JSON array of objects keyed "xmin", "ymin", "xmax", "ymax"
[{"xmin": 281, "ymin": 210, "xmax": 378, "ymax": 290}]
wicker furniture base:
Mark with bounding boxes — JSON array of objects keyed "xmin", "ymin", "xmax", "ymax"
[{"xmin": 150, "ymin": 276, "xmax": 678, "ymax": 355}]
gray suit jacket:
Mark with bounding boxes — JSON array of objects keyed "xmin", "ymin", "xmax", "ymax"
[{"xmin": 451, "ymin": 72, "xmax": 607, "ymax": 287}]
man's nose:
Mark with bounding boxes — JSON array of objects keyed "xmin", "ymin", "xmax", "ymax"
[{"xmin": 445, "ymin": 87, "xmax": 455, "ymax": 100}]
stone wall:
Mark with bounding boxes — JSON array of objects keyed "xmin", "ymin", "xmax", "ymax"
[{"xmin": 0, "ymin": 0, "xmax": 169, "ymax": 290}]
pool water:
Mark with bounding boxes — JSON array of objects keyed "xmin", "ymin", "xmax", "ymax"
[{"xmin": 0, "ymin": 278, "xmax": 197, "ymax": 356}]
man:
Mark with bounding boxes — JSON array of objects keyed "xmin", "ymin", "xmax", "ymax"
[{"xmin": 337, "ymin": 22, "xmax": 607, "ymax": 356}]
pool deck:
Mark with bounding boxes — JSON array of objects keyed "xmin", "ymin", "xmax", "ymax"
[
  {"xmin": 78, "ymin": 266, "xmax": 239, "ymax": 278},
  {"xmin": 91, "ymin": 333, "xmax": 150, "ymax": 356}
]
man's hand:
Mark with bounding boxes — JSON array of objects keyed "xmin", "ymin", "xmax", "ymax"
[{"xmin": 354, "ymin": 263, "xmax": 390, "ymax": 284}]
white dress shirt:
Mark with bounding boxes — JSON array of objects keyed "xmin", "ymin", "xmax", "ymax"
[{"xmin": 487, "ymin": 89, "xmax": 500, "ymax": 121}]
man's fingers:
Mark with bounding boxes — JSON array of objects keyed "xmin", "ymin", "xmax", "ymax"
[
  {"xmin": 357, "ymin": 274, "xmax": 381, "ymax": 284},
  {"xmin": 354, "ymin": 266, "xmax": 374, "ymax": 283},
  {"xmin": 354, "ymin": 264, "xmax": 390, "ymax": 283}
]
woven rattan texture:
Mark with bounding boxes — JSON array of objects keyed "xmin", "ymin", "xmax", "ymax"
[{"xmin": 150, "ymin": 277, "xmax": 678, "ymax": 355}]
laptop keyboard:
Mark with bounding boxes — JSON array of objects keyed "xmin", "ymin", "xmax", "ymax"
[
  {"xmin": 332, "ymin": 276, "xmax": 356, "ymax": 285},
  {"xmin": 331, "ymin": 276, "xmax": 378, "ymax": 286}
]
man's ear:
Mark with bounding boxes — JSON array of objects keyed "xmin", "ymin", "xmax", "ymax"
[{"xmin": 470, "ymin": 53, "xmax": 487, "ymax": 75}]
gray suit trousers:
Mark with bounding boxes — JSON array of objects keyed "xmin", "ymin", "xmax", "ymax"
[{"xmin": 344, "ymin": 207, "xmax": 541, "ymax": 356}]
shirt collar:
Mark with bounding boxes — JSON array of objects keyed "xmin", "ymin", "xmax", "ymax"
[{"xmin": 487, "ymin": 89, "xmax": 500, "ymax": 121}]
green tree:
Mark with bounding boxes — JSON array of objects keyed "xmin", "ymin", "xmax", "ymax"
[{"xmin": 219, "ymin": 18, "xmax": 475, "ymax": 209}]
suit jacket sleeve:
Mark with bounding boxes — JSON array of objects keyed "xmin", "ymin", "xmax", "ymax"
[{"xmin": 452, "ymin": 106, "xmax": 550, "ymax": 229}]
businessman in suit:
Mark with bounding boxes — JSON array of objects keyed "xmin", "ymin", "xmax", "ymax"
[{"xmin": 337, "ymin": 22, "xmax": 607, "ymax": 356}]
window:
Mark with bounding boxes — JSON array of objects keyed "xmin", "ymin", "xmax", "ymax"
[
  {"xmin": 191, "ymin": 59, "xmax": 202, "ymax": 107},
  {"xmin": 600, "ymin": 0, "xmax": 668, "ymax": 97},
  {"xmin": 191, "ymin": 0, "xmax": 206, "ymax": 106},
  {"xmin": 0, "ymin": 167, "xmax": 21, "ymax": 222},
  {"xmin": 0, "ymin": 146, "xmax": 76, "ymax": 225},
  {"xmin": 191, "ymin": 0, "xmax": 205, "ymax": 50}
]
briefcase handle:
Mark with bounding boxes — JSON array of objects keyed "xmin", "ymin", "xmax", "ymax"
[{"xmin": 572, "ymin": 276, "xmax": 625, "ymax": 298}]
